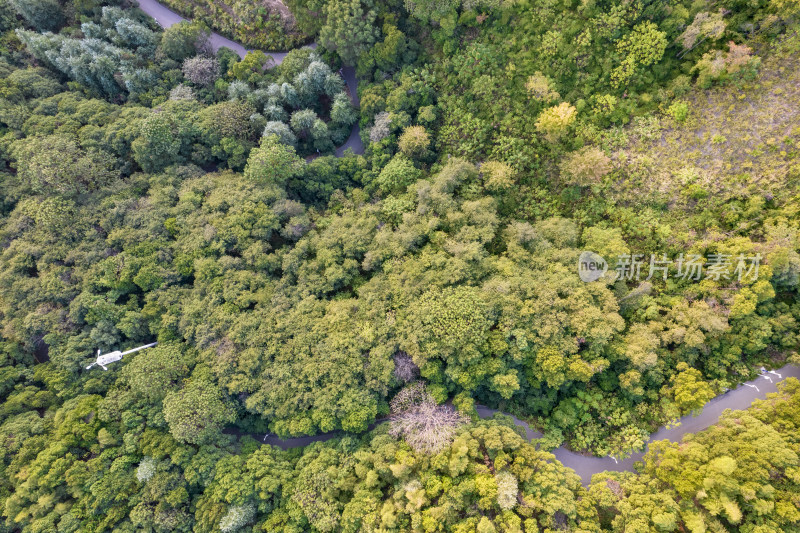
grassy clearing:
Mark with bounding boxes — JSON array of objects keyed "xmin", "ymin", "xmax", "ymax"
[{"xmin": 605, "ymin": 33, "xmax": 800, "ymax": 219}]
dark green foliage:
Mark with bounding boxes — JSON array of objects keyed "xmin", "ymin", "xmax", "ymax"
[
  {"xmin": 9, "ymin": 0, "xmax": 64, "ymax": 32},
  {"xmin": 231, "ymin": 52, "xmax": 357, "ymax": 156},
  {"xmin": 1, "ymin": 0, "xmax": 800, "ymax": 531},
  {"xmin": 319, "ymin": 0, "xmax": 380, "ymax": 65},
  {"xmin": 160, "ymin": 21, "xmax": 209, "ymax": 62},
  {"xmin": 158, "ymin": 0, "xmax": 308, "ymax": 50}
]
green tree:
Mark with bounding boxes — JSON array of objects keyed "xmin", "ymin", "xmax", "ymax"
[
  {"xmin": 244, "ymin": 135, "xmax": 305, "ymax": 187},
  {"xmin": 319, "ymin": 0, "xmax": 380, "ymax": 65},
  {"xmin": 611, "ymin": 22, "xmax": 668, "ymax": 89},
  {"xmin": 289, "ymin": 108, "xmax": 319, "ymax": 138},
  {"xmin": 590, "ymin": 381, "xmax": 800, "ymax": 532},
  {"xmin": 374, "ymin": 154, "xmax": 420, "ymax": 194},
  {"xmin": 132, "ymin": 108, "xmax": 195, "ymax": 173},
  {"xmin": 330, "ymin": 92, "xmax": 357, "ymax": 127},
  {"xmin": 16, "ymin": 30, "xmax": 128, "ymax": 98},
  {"xmin": 10, "ymin": 0, "xmax": 63, "ymax": 31},
  {"xmin": 162, "ymin": 377, "xmax": 236, "ymax": 444},
  {"xmin": 263, "ymin": 121, "xmax": 298, "ymax": 146},
  {"xmin": 12, "ymin": 135, "xmax": 117, "ymax": 196},
  {"xmin": 666, "ymin": 362, "xmax": 716, "ymax": 415},
  {"xmin": 403, "ymin": 0, "xmax": 459, "ymax": 22},
  {"xmin": 480, "ymin": 161, "xmax": 516, "ymax": 191},
  {"xmin": 182, "ymin": 56, "xmax": 219, "ymax": 87},
  {"xmin": 121, "ymin": 343, "xmax": 194, "ymax": 402},
  {"xmin": 560, "ymin": 146, "xmax": 612, "ymax": 187},
  {"xmin": 397, "ymin": 125, "xmax": 430, "ymax": 159},
  {"xmin": 535, "ymin": 102, "xmax": 577, "ymax": 141},
  {"xmin": 228, "ymin": 51, "xmax": 269, "ymax": 83},
  {"xmin": 160, "ymin": 21, "xmax": 209, "ymax": 62}
]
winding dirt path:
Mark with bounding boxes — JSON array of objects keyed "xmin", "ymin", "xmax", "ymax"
[
  {"xmin": 133, "ymin": 0, "xmax": 365, "ymax": 155},
  {"xmin": 243, "ymin": 364, "xmax": 800, "ymax": 484},
  {"xmin": 134, "ymin": 0, "xmax": 799, "ymax": 485}
]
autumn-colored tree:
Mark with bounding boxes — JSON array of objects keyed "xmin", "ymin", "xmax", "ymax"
[
  {"xmin": 397, "ymin": 125, "xmax": 430, "ymax": 158},
  {"xmin": 560, "ymin": 146, "xmax": 612, "ymax": 187},
  {"xmin": 535, "ymin": 102, "xmax": 577, "ymax": 141}
]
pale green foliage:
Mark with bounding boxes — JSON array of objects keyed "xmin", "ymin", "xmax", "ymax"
[
  {"xmin": 227, "ymin": 80, "xmax": 251, "ymax": 101},
  {"xmin": 290, "ymin": 108, "xmax": 318, "ymax": 134},
  {"xmin": 525, "ymin": 71, "xmax": 560, "ymax": 102},
  {"xmin": 324, "ymin": 73, "xmax": 346, "ymax": 96},
  {"xmin": 535, "ymin": 102, "xmax": 577, "ymax": 141},
  {"xmin": 495, "ymin": 471, "xmax": 518, "ymax": 510},
  {"xmin": 622, "ymin": 324, "xmax": 660, "ymax": 370},
  {"xmin": 244, "ymin": 134, "xmax": 305, "ymax": 186},
  {"xmin": 679, "ymin": 10, "xmax": 726, "ymax": 50},
  {"xmin": 219, "ymin": 504, "xmax": 255, "ymax": 533},
  {"xmin": 397, "ymin": 125, "xmax": 430, "ymax": 158},
  {"xmin": 582, "ymin": 225, "xmax": 630, "ymax": 264},
  {"xmin": 16, "ymin": 30, "xmax": 127, "ymax": 97},
  {"xmin": 136, "ymin": 456, "xmax": 157, "ymax": 483},
  {"xmin": 369, "ymin": 111, "xmax": 392, "ymax": 142},
  {"xmin": 559, "ymin": 146, "xmax": 612, "ymax": 186},
  {"xmin": 694, "ymin": 41, "xmax": 760, "ymax": 88},
  {"xmin": 330, "ymin": 92, "xmax": 356, "ymax": 126},
  {"xmin": 113, "ymin": 17, "xmax": 159, "ymax": 56},
  {"xmin": 263, "ymin": 121, "xmax": 298, "ymax": 146},
  {"xmin": 169, "ymin": 84, "xmax": 195, "ymax": 101},
  {"xmin": 480, "ymin": 161, "xmax": 516, "ymax": 191},
  {"xmin": 182, "ymin": 56, "xmax": 219, "ymax": 87}
]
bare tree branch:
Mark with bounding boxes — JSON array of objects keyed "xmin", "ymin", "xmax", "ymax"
[{"xmin": 389, "ymin": 382, "xmax": 468, "ymax": 454}]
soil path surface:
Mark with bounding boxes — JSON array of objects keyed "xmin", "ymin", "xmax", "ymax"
[
  {"xmin": 134, "ymin": 0, "xmax": 365, "ymax": 154},
  {"xmin": 135, "ymin": 0, "xmax": 799, "ymax": 485},
  {"xmin": 245, "ymin": 364, "xmax": 800, "ymax": 484}
]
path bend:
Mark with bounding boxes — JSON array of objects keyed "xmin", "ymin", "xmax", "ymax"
[
  {"xmin": 245, "ymin": 364, "xmax": 800, "ymax": 485},
  {"xmin": 134, "ymin": 0, "xmax": 799, "ymax": 486},
  {"xmin": 133, "ymin": 0, "xmax": 365, "ymax": 155}
]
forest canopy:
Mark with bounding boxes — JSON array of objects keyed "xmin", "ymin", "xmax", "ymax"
[{"xmin": 0, "ymin": 0, "xmax": 799, "ymax": 530}]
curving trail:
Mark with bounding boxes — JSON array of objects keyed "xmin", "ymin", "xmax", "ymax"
[
  {"xmin": 246, "ymin": 364, "xmax": 800, "ymax": 485},
  {"xmin": 335, "ymin": 66, "xmax": 362, "ymax": 157},
  {"xmin": 479, "ymin": 363, "xmax": 800, "ymax": 483},
  {"xmin": 133, "ymin": 0, "xmax": 365, "ymax": 154},
  {"xmin": 133, "ymin": 0, "xmax": 800, "ymax": 485},
  {"xmin": 136, "ymin": 0, "xmax": 286, "ymax": 60}
]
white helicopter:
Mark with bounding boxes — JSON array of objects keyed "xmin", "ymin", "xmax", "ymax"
[{"xmin": 86, "ymin": 342, "xmax": 158, "ymax": 370}]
